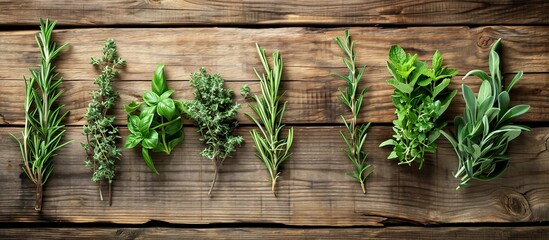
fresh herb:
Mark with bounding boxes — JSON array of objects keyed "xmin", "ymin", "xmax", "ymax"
[
  {"xmin": 124, "ymin": 64, "xmax": 185, "ymax": 174},
  {"xmin": 441, "ymin": 38, "xmax": 530, "ymax": 189},
  {"xmin": 245, "ymin": 43, "xmax": 294, "ymax": 196},
  {"xmin": 10, "ymin": 19, "xmax": 71, "ymax": 211},
  {"xmin": 380, "ymin": 46, "xmax": 457, "ymax": 169},
  {"xmin": 333, "ymin": 30, "xmax": 372, "ymax": 193},
  {"xmin": 185, "ymin": 68, "xmax": 244, "ymax": 196},
  {"xmin": 82, "ymin": 39, "xmax": 125, "ymax": 205}
]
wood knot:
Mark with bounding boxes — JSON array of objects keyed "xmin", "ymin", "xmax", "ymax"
[
  {"xmin": 115, "ymin": 229, "xmax": 142, "ymax": 240},
  {"xmin": 502, "ymin": 192, "xmax": 531, "ymax": 219},
  {"xmin": 477, "ymin": 35, "xmax": 495, "ymax": 49}
]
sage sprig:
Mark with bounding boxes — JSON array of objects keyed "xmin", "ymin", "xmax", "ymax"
[
  {"xmin": 124, "ymin": 64, "xmax": 185, "ymax": 174},
  {"xmin": 245, "ymin": 43, "xmax": 294, "ymax": 196},
  {"xmin": 441, "ymin": 38, "xmax": 530, "ymax": 189},
  {"xmin": 82, "ymin": 39, "xmax": 125, "ymax": 205},
  {"xmin": 10, "ymin": 19, "xmax": 71, "ymax": 211},
  {"xmin": 333, "ymin": 30, "xmax": 372, "ymax": 193},
  {"xmin": 185, "ymin": 68, "xmax": 244, "ymax": 197},
  {"xmin": 380, "ymin": 46, "xmax": 457, "ymax": 169}
]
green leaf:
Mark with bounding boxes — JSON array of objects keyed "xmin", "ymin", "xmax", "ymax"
[
  {"xmin": 125, "ymin": 133, "xmax": 142, "ymax": 148},
  {"xmin": 160, "ymin": 89, "xmax": 175, "ymax": 100},
  {"xmin": 143, "ymin": 91, "xmax": 160, "ymax": 106},
  {"xmin": 124, "ymin": 101, "xmax": 142, "ymax": 114},
  {"xmin": 157, "ymin": 98, "xmax": 176, "ymax": 119},
  {"xmin": 152, "ymin": 64, "xmax": 167, "ymax": 95},
  {"xmin": 433, "ymin": 78, "xmax": 450, "ymax": 97},
  {"xmin": 499, "ymin": 105, "xmax": 530, "ymax": 124},
  {"xmin": 379, "ymin": 139, "xmax": 397, "ymax": 147},
  {"xmin": 477, "ymin": 80, "xmax": 492, "ymax": 104},
  {"xmin": 462, "ymin": 84, "xmax": 476, "ymax": 113},
  {"xmin": 139, "ymin": 112, "xmax": 154, "ymax": 133},
  {"xmin": 432, "ymin": 50, "xmax": 442, "ymax": 73},
  {"xmin": 497, "ymin": 91, "xmax": 510, "ymax": 114},
  {"xmin": 141, "ymin": 148, "xmax": 159, "ymax": 175},
  {"xmin": 506, "ymin": 71, "xmax": 523, "ymax": 92},
  {"xmin": 142, "ymin": 129, "xmax": 159, "ymax": 149},
  {"xmin": 389, "ymin": 45, "xmax": 406, "ymax": 64},
  {"xmin": 387, "ymin": 79, "xmax": 413, "ymax": 94},
  {"xmin": 463, "ymin": 69, "xmax": 490, "ymax": 82},
  {"xmin": 128, "ymin": 115, "xmax": 140, "ymax": 134}
]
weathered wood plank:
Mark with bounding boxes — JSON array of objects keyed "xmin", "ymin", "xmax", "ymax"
[
  {"xmin": 1, "ymin": 226, "xmax": 549, "ymax": 239},
  {"xmin": 1, "ymin": 126, "xmax": 547, "ymax": 226},
  {"xmin": 1, "ymin": 72, "xmax": 546, "ymax": 125},
  {"xmin": 1, "ymin": 27, "xmax": 547, "ymax": 83},
  {"xmin": 0, "ymin": 0, "xmax": 547, "ymax": 26},
  {"xmin": 1, "ymin": 26, "xmax": 547, "ymax": 125}
]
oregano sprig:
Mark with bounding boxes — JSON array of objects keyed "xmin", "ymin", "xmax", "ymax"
[
  {"xmin": 82, "ymin": 39, "xmax": 125, "ymax": 205},
  {"xmin": 10, "ymin": 19, "xmax": 71, "ymax": 211},
  {"xmin": 380, "ymin": 46, "xmax": 458, "ymax": 169},
  {"xmin": 185, "ymin": 68, "xmax": 244, "ymax": 197},
  {"xmin": 441, "ymin": 38, "xmax": 530, "ymax": 189},
  {"xmin": 245, "ymin": 43, "xmax": 294, "ymax": 196},
  {"xmin": 124, "ymin": 64, "xmax": 186, "ymax": 174},
  {"xmin": 333, "ymin": 30, "xmax": 372, "ymax": 193}
]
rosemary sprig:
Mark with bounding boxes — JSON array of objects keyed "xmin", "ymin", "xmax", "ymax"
[
  {"xmin": 82, "ymin": 39, "xmax": 125, "ymax": 205},
  {"xmin": 10, "ymin": 18, "xmax": 71, "ymax": 211},
  {"xmin": 244, "ymin": 43, "xmax": 294, "ymax": 196},
  {"xmin": 185, "ymin": 68, "xmax": 244, "ymax": 197},
  {"xmin": 441, "ymin": 38, "xmax": 530, "ymax": 189},
  {"xmin": 333, "ymin": 30, "xmax": 372, "ymax": 194}
]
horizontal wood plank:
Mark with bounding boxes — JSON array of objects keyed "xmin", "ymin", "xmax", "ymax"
[
  {"xmin": 0, "ymin": 26, "xmax": 547, "ymax": 125},
  {"xmin": 0, "ymin": 73, "xmax": 546, "ymax": 125},
  {"xmin": 1, "ymin": 27, "xmax": 547, "ymax": 82},
  {"xmin": 0, "ymin": 1, "xmax": 547, "ymax": 26},
  {"xmin": 1, "ymin": 126, "xmax": 548, "ymax": 226},
  {"xmin": 1, "ymin": 226, "xmax": 549, "ymax": 239}
]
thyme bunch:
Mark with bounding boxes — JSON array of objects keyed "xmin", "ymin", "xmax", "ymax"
[
  {"xmin": 11, "ymin": 19, "xmax": 71, "ymax": 211},
  {"xmin": 380, "ymin": 46, "xmax": 457, "ymax": 169},
  {"xmin": 441, "ymin": 39, "xmax": 530, "ymax": 189},
  {"xmin": 185, "ymin": 68, "xmax": 244, "ymax": 197},
  {"xmin": 124, "ymin": 64, "xmax": 185, "ymax": 174},
  {"xmin": 82, "ymin": 39, "xmax": 125, "ymax": 205},
  {"xmin": 333, "ymin": 30, "xmax": 372, "ymax": 193},
  {"xmin": 244, "ymin": 43, "xmax": 294, "ymax": 196}
]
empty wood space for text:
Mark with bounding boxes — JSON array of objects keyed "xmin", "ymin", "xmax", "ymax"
[{"xmin": 0, "ymin": 0, "xmax": 547, "ymax": 26}]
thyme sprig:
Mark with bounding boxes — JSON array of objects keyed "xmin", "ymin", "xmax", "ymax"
[
  {"xmin": 333, "ymin": 30, "xmax": 372, "ymax": 193},
  {"xmin": 82, "ymin": 39, "xmax": 125, "ymax": 205},
  {"xmin": 441, "ymin": 39, "xmax": 530, "ymax": 189},
  {"xmin": 185, "ymin": 68, "xmax": 244, "ymax": 197},
  {"xmin": 11, "ymin": 19, "xmax": 71, "ymax": 211},
  {"xmin": 244, "ymin": 43, "xmax": 294, "ymax": 196}
]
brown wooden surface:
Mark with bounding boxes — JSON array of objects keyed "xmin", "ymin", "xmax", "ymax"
[
  {"xmin": 1, "ymin": 126, "xmax": 548, "ymax": 226},
  {"xmin": 1, "ymin": 226, "xmax": 549, "ymax": 239},
  {"xmin": 0, "ymin": 26, "xmax": 548, "ymax": 125},
  {"xmin": 0, "ymin": 0, "xmax": 547, "ymax": 26}
]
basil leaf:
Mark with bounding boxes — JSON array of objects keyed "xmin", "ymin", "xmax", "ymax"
[
  {"xmin": 141, "ymin": 148, "xmax": 159, "ymax": 175},
  {"xmin": 143, "ymin": 91, "xmax": 160, "ymax": 106},
  {"xmin": 152, "ymin": 64, "xmax": 167, "ymax": 95},
  {"xmin": 157, "ymin": 98, "xmax": 176, "ymax": 119},
  {"xmin": 128, "ymin": 115, "xmax": 140, "ymax": 134},
  {"xmin": 124, "ymin": 133, "xmax": 142, "ymax": 148},
  {"xmin": 141, "ymin": 129, "xmax": 159, "ymax": 149},
  {"xmin": 124, "ymin": 101, "xmax": 142, "ymax": 114}
]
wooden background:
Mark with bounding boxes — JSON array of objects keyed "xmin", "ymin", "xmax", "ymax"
[{"xmin": 0, "ymin": 1, "xmax": 548, "ymax": 239}]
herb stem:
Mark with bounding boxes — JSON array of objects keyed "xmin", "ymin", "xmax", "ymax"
[{"xmin": 152, "ymin": 116, "xmax": 181, "ymax": 130}]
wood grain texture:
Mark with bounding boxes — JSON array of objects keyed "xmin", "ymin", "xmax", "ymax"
[
  {"xmin": 1, "ymin": 226, "xmax": 549, "ymax": 239},
  {"xmin": 1, "ymin": 126, "xmax": 548, "ymax": 226},
  {"xmin": 1, "ymin": 26, "xmax": 547, "ymax": 82},
  {"xmin": 0, "ymin": 0, "xmax": 547, "ymax": 26},
  {"xmin": 0, "ymin": 26, "xmax": 547, "ymax": 125},
  {"xmin": 0, "ymin": 74, "xmax": 547, "ymax": 126}
]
